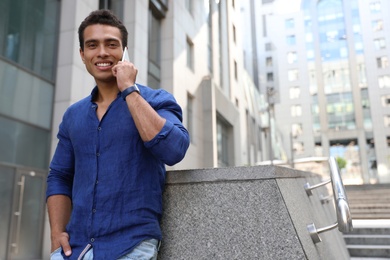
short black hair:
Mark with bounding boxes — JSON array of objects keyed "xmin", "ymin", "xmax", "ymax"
[{"xmin": 78, "ymin": 9, "xmax": 128, "ymax": 51}]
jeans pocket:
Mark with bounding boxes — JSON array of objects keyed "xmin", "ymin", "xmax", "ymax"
[
  {"xmin": 118, "ymin": 239, "xmax": 158, "ymax": 260},
  {"xmin": 50, "ymin": 247, "xmax": 63, "ymax": 260}
]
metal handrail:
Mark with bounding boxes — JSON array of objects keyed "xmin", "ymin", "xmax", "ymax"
[{"xmin": 305, "ymin": 157, "xmax": 353, "ymax": 243}]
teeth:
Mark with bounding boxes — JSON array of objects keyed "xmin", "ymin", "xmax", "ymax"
[{"xmin": 96, "ymin": 63, "xmax": 111, "ymax": 67}]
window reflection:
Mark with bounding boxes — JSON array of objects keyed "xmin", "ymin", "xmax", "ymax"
[{"xmin": 0, "ymin": 0, "xmax": 59, "ymax": 81}]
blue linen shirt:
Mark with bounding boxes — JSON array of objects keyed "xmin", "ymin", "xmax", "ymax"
[{"xmin": 46, "ymin": 85, "xmax": 190, "ymax": 259}]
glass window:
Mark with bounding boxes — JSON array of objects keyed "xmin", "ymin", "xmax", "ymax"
[
  {"xmin": 357, "ymin": 63, "xmax": 368, "ymax": 88},
  {"xmin": 186, "ymin": 37, "xmax": 194, "ymax": 71},
  {"xmin": 0, "ymin": 60, "xmax": 53, "ymax": 129},
  {"xmin": 384, "ymin": 115, "xmax": 390, "ymax": 127},
  {"xmin": 217, "ymin": 117, "xmax": 231, "ymax": 167},
  {"xmin": 378, "ymin": 75, "xmax": 390, "ymax": 88},
  {"xmin": 381, "ymin": 95, "xmax": 390, "ymax": 107},
  {"xmin": 323, "ymin": 64, "xmax": 351, "ymax": 94},
  {"xmin": 207, "ymin": 0, "xmax": 213, "ymax": 74},
  {"xmin": 0, "ymin": 116, "xmax": 50, "ymax": 169},
  {"xmin": 293, "ymin": 142, "xmax": 304, "ymax": 154},
  {"xmin": 377, "ymin": 56, "xmax": 389, "ymax": 69},
  {"xmin": 266, "ymin": 57, "xmax": 273, "ymax": 67},
  {"xmin": 234, "ymin": 60, "xmax": 238, "ymax": 80},
  {"xmin": 312, "ymin": 95, "xmax": 321, "ymax": 133},
  {"xmin": 372, "ymin": 19, "xmax": 383, "ymax": 31},
  {"xmin": 148, "ymin": 9, "xmax": 162, "ymax": 89},
  {"xmin": 374, "ymin": 38, "xmax": 386, "ymax": 50},
  {"xmin": 289, "ymin": 86, "xmax": 300, "ymax": 99},
  {"xmin": 361, "ymin": 89, "xmax": 372, "ymax": 129},
  {"xmin": 185, "ymin": 0, "xmax": 192, "ymax": 14},
  {"xmin": 286, "ymin": 35, "xmax": 296, "ymax": 45},
  {"xmin": 291, "ymin": 105, "xmax": 302, "ymax": 117},
  {"xmin": 307, "ymin": 50, "xmax": 314, "ymax": 60},
  {"xmin": 370, "ymin": 1, "xmax": 381, "ymax": 13},
  {"xmin": 287, "ymin": 52, "xmax": 297, "ymax": 64},
  {"xmin": 309, "ymin": 69, "xmax": 317, "ymax": 94},
  {"xmin": 0, "ymin": 0, "xmax": 59, "ymax": 81},
  {"xmin": 291, "ymin": 123, "xmax": 303, "ymax": 138},
  {"xmin": 187, "ymin": 93, "xmax": 194, "ymax": 143},
  {"xmin": 317, "ymin": 0, "xmax": 348, "ymax": 61},
  {"xmin": 285, "ymin": 18, "xmax": 295, "ymax": 29},
  {"xmin": 352, "ymin": 24, "xmax": 360, "ymax": 33},
  {"xmin": 267, "ymin": 72, "xmax": 273, "ymax": 82},
  {"xmin": 305, "ymin": 33, "xmax": 313, "ymax": 42},
  {"xmin": 288, "ymin": 69, "xmax": 299, "ymax": 81},
  {"xmin": 99, "ymin": 0, "xmax": 124, "ymax": 20},
  {"xmin": 326, "ymin": 92, "xmax": 355, "ymax": 130},
  {"xmin": 232, "ymin": 24, "xmax": 236, "ymax": 43},
  {"xmin": 0, "ymin": 166, "xmax": 14, "ymax": 259}
]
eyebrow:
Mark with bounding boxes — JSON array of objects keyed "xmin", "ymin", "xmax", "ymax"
[{"xmin": 84, "ymin": 38, "xmax": 121, "ymax": 45}]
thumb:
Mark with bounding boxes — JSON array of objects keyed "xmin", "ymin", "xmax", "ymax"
[{"xmin": 60, "ymin": 234, "xmax": 72, "ymax": 256}]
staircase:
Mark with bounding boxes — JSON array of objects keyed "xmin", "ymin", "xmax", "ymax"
[{"xmin": 343, "ymin": 184, "xmax": 390, "ymax": 259}]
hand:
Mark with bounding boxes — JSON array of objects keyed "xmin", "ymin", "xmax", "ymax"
[
  {"xmin": 112, "ymin": 61, "xmax": 138, "ymax": 92},
  {"xmin": 51, "ymin": 231, "xmax": 72, "ymax": 256}
]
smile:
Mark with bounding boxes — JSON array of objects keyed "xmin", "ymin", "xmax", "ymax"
[{"xmin": 96, "ymin": 62, "xmax": 112, "ymax": 67}]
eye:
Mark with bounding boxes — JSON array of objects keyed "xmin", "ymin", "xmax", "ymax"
[
  {"xmin": 86, "ymin": 42, "xmax": 97, "ymax": 48},
  {"xmin": 108, "ymin": 42, "xmax": 119, "ymax": 48}
]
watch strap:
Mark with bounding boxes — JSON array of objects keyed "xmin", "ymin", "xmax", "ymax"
[{"xmin": 121, "ymin": 84, "xmax": 140, "ymax": 100}]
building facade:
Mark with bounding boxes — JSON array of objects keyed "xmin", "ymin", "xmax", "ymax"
[
  {"xmin": 0, "ymin": 0, "xmax": 60, "ymax": 259},
  {"xmin": 256, "ymin": 0, "xmax": 390, "ymax": 184}
]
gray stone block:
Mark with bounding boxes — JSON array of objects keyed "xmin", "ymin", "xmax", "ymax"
[{"xmin": 159, "ymin": 166, "xmax": 350, "ymax": 260}]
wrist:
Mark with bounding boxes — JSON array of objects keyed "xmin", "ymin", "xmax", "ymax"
[{"xmin": 121, "ymin": 84, "xmax": 140, "ymax": 100}]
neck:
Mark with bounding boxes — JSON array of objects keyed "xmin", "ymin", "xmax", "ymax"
[{"xmin": 95, "ymin": 80, "xmax": 119, "ymax": 103}]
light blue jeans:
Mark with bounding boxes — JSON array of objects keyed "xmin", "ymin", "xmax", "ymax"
[{"xmin": 50, "ymin": 239, "xmax": 159, "ymax": 260}]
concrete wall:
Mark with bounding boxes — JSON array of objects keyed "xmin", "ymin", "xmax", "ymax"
[{"xmin": 159, "ymin": 165, "xmax": 350, "ymax": 259}]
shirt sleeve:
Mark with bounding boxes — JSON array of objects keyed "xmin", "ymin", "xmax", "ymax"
[
  {"xmin": 46, "ymin": 114, "xmax": 75, "ymax": 200},
  {"xmin": 144, "ymin": 92, "xmax": 190, "ymax": 166}
]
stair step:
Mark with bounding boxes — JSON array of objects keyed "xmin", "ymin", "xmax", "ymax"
[
  {"xmin": 350, "ymin": 258, "xmax": 390, "ymax": 260},
  {"xmin": 347, "ymin": 245, "xmax": 390, "ymax": 249},
  {"xmin": 344, "ymin": 234, "xmax": 390, "ymax": 245},
  {"xmin": 347, "ymin": 244, "xmax": 390, "ymax": 258},
  {"xmin": 346, "ymin": 228, "xmax": 390, "ymax": 235}
]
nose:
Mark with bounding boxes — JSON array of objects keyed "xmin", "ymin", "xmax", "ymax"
[{"xmin": 97, "ymin": 45, "xmax": 109, "ymax": 57}]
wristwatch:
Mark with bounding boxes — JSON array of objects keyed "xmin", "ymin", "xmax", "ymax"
[{"xmin": 121, "ymin": 84, "xmax": 140, "ymax": 100}]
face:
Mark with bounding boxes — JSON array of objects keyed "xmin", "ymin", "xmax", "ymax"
[{"xmin": 80, "ymin": 24, "xmax": 123, "ymax": 84}]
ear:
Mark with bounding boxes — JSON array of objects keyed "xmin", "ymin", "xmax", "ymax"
[{"xmin": 79, "ymin": 48, "xmax": 85, "ymax": 63}]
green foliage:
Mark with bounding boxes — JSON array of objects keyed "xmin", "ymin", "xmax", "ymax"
[{"xmin": 336, "ymin": 157, "xmax": 347, "ymax": 169}]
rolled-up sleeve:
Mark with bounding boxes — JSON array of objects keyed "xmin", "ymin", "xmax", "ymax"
[
  {"xmin": 144, "ymin": 120, "xmax": 190, "ymax": 166},
  {"xmin": 46, "ymin": 119, "xmax": 75, "ymax": 200},
  {"xmin": 144, "ymin": 92, "xmax": 190, "ymax": 166}
]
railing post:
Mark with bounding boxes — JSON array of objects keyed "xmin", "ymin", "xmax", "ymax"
[{"xmin": 305, "ymin": 157, "xmax": 353, "ymax": 243}]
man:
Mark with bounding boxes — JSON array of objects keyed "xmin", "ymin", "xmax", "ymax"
[{"xmin": 47, "ymin": 9, "xmax": 190, "ymax": 259}]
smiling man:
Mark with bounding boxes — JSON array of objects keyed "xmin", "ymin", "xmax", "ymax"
[{"xmin": 46, "ymin": 10, "xmax": 190, "ymax": 260}]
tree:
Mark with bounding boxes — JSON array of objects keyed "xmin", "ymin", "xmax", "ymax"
[{"xmin": 336, "ymin": 157, "xmax": 347, "ymax": 170}]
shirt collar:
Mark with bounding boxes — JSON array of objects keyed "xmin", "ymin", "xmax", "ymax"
[{"xmin": 90, "ymin": 86, "xmax": 121, "ymax": 102}]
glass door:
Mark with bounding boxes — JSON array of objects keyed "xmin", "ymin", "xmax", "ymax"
[{"xmin": 7, "ymin": 167, "xmax": 46, "ymax": 260}]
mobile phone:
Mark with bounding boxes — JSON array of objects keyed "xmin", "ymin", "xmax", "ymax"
[{"xmin": 122, "ymin": 47, "xmax": 130, "ymax": 62}]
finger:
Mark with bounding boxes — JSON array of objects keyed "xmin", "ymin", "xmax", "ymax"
[
  {"xmin": 60, "ymin": 233, "xmax": 72, "ymax": 256},
  {"xmin": 112, "ymin": 66, "xmax": 118, "ymax": 76}
]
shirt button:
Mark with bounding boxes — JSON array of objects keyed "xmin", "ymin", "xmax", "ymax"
[
  {"xmin": 93, "ymin": 209, "xmax": 96, "ymax": 213},
  {"xmin": 96, "ymin": 180, "xmax": 99, "ymax": 185},
  {"xmin": 97, "ymin": 127, "xmax": 102, "ymax": 131},
  {"xmin": 96, "ymin": 153, "xmax": 100, "ymax": 156},
  {"xmin": 91, "ymin": 238, "xmax": 95, "ymax": 243}
]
